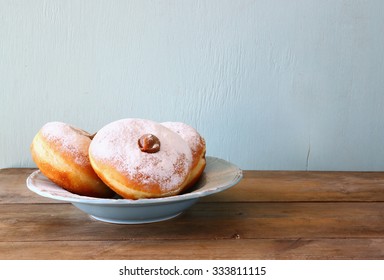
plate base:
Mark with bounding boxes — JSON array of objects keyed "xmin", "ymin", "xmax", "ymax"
[{"xmin": 89, "ymin": 212, "xmax": 183, "ymax": 224}]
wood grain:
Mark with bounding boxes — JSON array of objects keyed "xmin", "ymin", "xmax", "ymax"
[
  {"xmin": 1, "ymin": 203, "xmax": 384, "ymax": 242},
  {"xmin": 1, "ymin": 168, "xmax": 384, "ymax": 259},
  {"xmin": 2, "ymin": 239, "xmax": 384, "ymax": 260}
]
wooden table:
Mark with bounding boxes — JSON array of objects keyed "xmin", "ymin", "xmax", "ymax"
[{"xmin": 1, "ymin": 168, "xmax": 384, "ymax": 260}]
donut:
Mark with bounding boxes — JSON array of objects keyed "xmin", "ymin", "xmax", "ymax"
[
  {"xmin": 88, "ymin": 118, "xmax": 193, "ymax": 199},
  {"xmin": 161, "ymin": 122, "xmax": 206, "ymax": 191},
  {"xmin": 30, "ymin": 122, "xmax": 115, "ymax": 198}
]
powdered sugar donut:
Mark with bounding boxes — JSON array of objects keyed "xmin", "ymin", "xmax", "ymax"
[
  {"xmin": 89, "ymin": 118, "xmax": 193, "ymax": 199},
  {"xmin": 161, "ymin": 122, "xmax": 206, "ymax": 191},
  {"xmin": 30, "ymin": 122, "xmax": 115, "ymax": 198}
]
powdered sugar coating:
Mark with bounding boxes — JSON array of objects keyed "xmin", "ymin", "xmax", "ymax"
[
  {"xmin": 161, "ymin": 122, "xmax": 205, "ymax": 160},
  {"xmin": 89, "ymin": 119, "xmax": 192, "ymax": 192},
  {"xmin": 40, "ymin": 122, "xmax": 92, "ymax": 166}
]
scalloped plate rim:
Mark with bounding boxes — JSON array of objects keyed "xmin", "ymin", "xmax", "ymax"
[{"xmin": 26, "ymin": 156, "xmax": 243, "ymax": 206}]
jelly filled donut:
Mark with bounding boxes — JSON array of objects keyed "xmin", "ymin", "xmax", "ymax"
[
  {"xmin": 30, "ymin": 122, "xmax": 115, "ymax": 198},
  {"xmin": 89, "ymin": 118, "xmax": 193, "ymax": 199},
  {"xmin": 161, "ymin": 122, "xmax": 206, "ymax": 191}
]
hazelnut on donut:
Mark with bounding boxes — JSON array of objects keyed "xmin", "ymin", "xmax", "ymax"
[
  {"xmin": 30, "ymin": 122, "xmax": 115, "ymax": 198},
  {"xmin": 88, "ymin": 118, "xmax": 195, "ymax": 199}
]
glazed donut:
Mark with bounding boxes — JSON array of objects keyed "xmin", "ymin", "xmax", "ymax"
[
  {"xmin": 161, "ymin": 122, "xmax": 206, "ymax": 191},
  {"xmin": 89, "ymin": 118, "xmax": 193, "ymax": 199},
  {"xmin": 30, "ymin": 122, "xmax": 115, "ymax": 198}
]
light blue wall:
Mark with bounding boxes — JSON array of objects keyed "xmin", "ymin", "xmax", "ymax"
[{"xmin": 1, "ymin": 0, "xmax": 384, "ymax": 171}]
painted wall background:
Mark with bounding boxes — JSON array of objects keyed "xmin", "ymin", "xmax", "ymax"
[{"xmin": 1, "ymin": 0, "xmax": 384, "ymax": 171}]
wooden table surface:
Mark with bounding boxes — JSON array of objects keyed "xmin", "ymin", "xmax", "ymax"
[{"xmin": 1, "ymin": 168, "xmax": 384, "ymax": 260}]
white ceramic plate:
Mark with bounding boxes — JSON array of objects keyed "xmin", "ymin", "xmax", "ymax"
[{"xmin": 26, "ymin": 156, "xmax": 243, "ymax": 224}]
